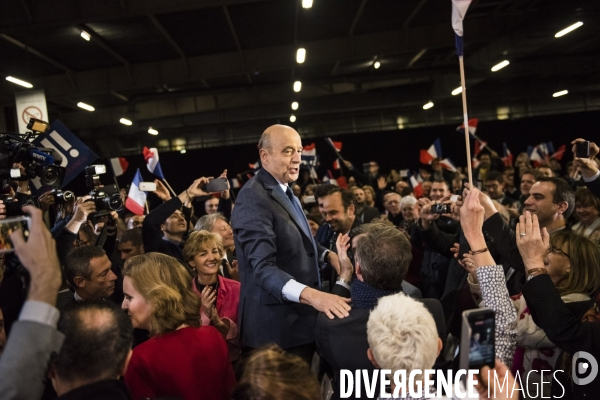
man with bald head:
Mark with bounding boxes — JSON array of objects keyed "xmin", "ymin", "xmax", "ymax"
[{"xmin": 232, "ymin": 125, "xmax": 351, "ymax": 362}]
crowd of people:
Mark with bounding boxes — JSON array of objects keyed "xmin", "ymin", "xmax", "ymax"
[{"xmin": 0, "ymin": 124, "xmax": 599, "ymax": 400}]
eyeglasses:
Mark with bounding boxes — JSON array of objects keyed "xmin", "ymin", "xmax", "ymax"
[{"xmin": 548, "ymin": 245, "xmax": 570, "ymax": 258}]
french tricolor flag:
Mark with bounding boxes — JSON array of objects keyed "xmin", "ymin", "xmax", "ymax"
[
  {"xmin": 143, "ymin": 147, "xmax": 165, "ymax": 180},
  {"xmin": 551, "ymin": 144, "xmax": 566, "ymax": 161},
  {"xmin": 125, "ymin": 169, "xmax": 146, "ymax": 216},
  {"xmin": 333, "ymin": 159, "xmax": 341, "ymax": 170},
  {"xmin": 439, "ymin": 158, "xmax": 458, "ymax": 172},
  {"xmin": 456, "ymin": 118, "xmax": 478, "ymax": 137},
  {"xmin": 325, "ymin": 137, "xmax": 343, "ymax": 152},
  {"xmin": 502, "ymin": 143, "xmax": 513, "ymax": 167},
  {"xmin": 452, "ymin": 0, "xmax": 472, "ymax": 57},
  {"xmin": 408, "ymin": 171, "xmax": 423, "ymax": 198},
  {"xmin": 109, "ymin": 157, "xmax": 128, "ymax": 177},
  {"xmin": 420, "ymin": 139, "xmax": 443, "ymax": 165},
  {"xmin": 301, "ymin": 143, "xmax": 317, "ymax": 166}
]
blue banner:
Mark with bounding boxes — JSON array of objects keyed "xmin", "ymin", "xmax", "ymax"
[{"xmin": 30, "ymin": 120, "xmax": 98, "ymax": 193}]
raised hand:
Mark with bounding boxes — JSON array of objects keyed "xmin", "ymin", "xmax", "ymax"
[
  {"xmin": 572, "ymin": 138, "xmax": 600, "ymax": 179},
  {"xmin": 200, "ymin": 286, "xmax": 217, "ymax": 320},
  {"xmin": 515, "ymin": 211, "xmax": 549, "ymax": 273},
  {"xmin": 335, "ymin": 233, "xmax": 354, "ymax": 281},
  {"xmin": 225, "ymin": 259, "xmax": 239, "ymax": 282},
  {"xmin": 153, "ymin": 179, "xmax": 172, "ymax": 201}
]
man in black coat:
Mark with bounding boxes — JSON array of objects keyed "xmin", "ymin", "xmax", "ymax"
[
  {"xmin": 315, "ymin": 223, "xmax": 445, "ymax": 400},
  {"xmin": 50, "ymin": 301, "xmax": 133, "ymax": 400}
]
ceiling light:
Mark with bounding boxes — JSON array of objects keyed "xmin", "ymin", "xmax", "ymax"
[
  {"xmin": 293, "ymin": 81, "xmax": 302, "ymax": 92},
  {"xmin": 291, "ymin": 101, "xmax": 299, "ymax": 110},
  {"xmin": 80, "ymin": 31, "xmax": 91, "ymax": 41},
  {"xmin": 296, "ymin": 48, "xmax": 306, "ymax": 64},
  {"xmin": 148, "ymin": 127, "xmax": 159, "ymax": 135},
  {"xmin": 451, "ymin": 86, "xmax": 463, "ymax": 96},
  {"xmin": 491, "ymin": 60, "xmax": 510, "ymax": 72},
  {"xmin": 180, "ymin": 149, "xmax": 186, "ymax": 154},
  {"xmin": 5, "ymin": 76, "xmax": 33, "ymax": 88},
  {"xmin": 555, "ymin": 22, "xmax": 583, "ymax": 38},
  {"xmin": 302, "ymin": 0, "xmax": 313, "ymax": 9},
  {"xmin": 552, "ymin": 90, "xmax": 568, "ymax": 97},
  {"xmin": 290, "ymin": 115, "xmax": 297, "ymax": 123},
  {"xmin": 119, "ymin": 118, "xmax": 132, "ymax": 126},
  {"xmin": 77, "ymin": 102, "xmax": 95, "ymax": 111},
  {"xmin": 423, "ymin": 101, "xmax": 434, "ymax": 110},
  {"xmin": 374, "ymin": 61, "xmax": 381, "ymax": 69}
]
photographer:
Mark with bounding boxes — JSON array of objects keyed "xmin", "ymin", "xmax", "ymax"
[{"xmin": 142, "ymin": 177, "xmax": 212, "ymax": 262}]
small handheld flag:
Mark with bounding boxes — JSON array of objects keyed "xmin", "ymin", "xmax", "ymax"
[
  {"xmin": 110, "ymin": 157, "xmax": 129, "ymax": 177},
  {"xmin": 125, "ymin": 169, "xmax": 146, "ymax": 215},
  {"xmin": 143, "ymin": 147, "xmax": 165, "ymax": 180},
  {"xmin": 502, "ymin": 143, "xmax": 513, "ymax": 167}
]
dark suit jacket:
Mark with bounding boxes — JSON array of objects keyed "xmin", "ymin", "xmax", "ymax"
[
  {"xmin": 315, "ymin": 298, "xmax": 445, "ymax": 400},
  {"xmin": 232, "ymin": 169, "xmax": 327, "ymax": 348},
  {"xmin": 0, "ymin": 320, "xmax": 65, "ymax": 400}
]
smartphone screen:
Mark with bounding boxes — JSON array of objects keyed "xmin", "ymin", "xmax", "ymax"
[
  {"xmin": 467, "ymin": 310, "xmax": 496, "ymax": 369},
  {"xmin": 0, "ymin": 216, "xmax": 31, "ymax": 253},
  {"xmin": 206, "ymin": 178, "xmax": 229, "ymax": 193},
  {"xmin": 576, "ymin": 141, "xmax": 590, "ymax": 158}
]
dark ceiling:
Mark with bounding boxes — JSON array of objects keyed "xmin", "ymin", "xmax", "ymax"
[{"xmin": 0, "ymin": 0, "xmax": 599, "ymax": 157}]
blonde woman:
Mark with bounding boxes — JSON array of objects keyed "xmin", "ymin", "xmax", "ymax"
[
  {"xmin": 122, "ymin": 253, "xmax": 235, "ymax": 400},
  {"xmin": 184, "ymin": 230, "xmax": 241, "ymax": 361}
]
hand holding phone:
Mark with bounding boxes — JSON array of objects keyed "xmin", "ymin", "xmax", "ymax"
[
  {"xmin": 139, "ymin": 182, "xmax": 157, "ymax": 192},
  {"xmin": 460, "ymin": 308, "xmax": 496, "ymax": 371},
  {"xmin": 206, "ymin": 178, "xmax": 229, "ymax": 193}
]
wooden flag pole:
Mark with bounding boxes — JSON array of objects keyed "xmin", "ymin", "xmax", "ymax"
[
  {"xmin": 145, "ymin": 201, "xmax": 150, "ymax": 215},
  {"xmin": 459, "ymin": 55, "xmax": 473, "ymax": 187},
  {"xmin": 162, "ymin": 178, "xmax": 178, "ymax": 198}
]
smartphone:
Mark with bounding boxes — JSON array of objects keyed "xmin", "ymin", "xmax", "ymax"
[
  {"xmin": 431, "ymin": 203, "xmax": 452, "ymax": 214},
  {"xmin": 460, "ymin": 308, "xmax": 496, "ymax": 371},
  {"xmin": 139, "ymin": 182, "xmax": 157, "ymax": 192},
  {"xmin": 576, "ymin": 141, "xmax": 590, "ymax": 158},
  {"xmin": 206, "ymin": 178, "xmax": 229, "ymax": 193},
  {"xmin": 0, "ymin": 216, "xmax": 31, "ymax": 253}
]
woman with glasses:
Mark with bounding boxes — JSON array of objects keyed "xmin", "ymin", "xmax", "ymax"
[
  {"xmin": 517, "ymin": 212, "xmax": 600, "ymax": 399},
  {"xmin": 463, "ymin": 227, "xmax": 600, "ymax": 397}
]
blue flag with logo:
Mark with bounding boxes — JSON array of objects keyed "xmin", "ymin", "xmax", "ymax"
[{"xmin": 31, "ymin": 120, "xmax": 98, "ymax": 193}]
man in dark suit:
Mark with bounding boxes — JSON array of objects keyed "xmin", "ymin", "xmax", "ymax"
[
  {"xmin": 50, "ymin": 301, "xmax": 133, "ymax": 400},
  {"xmin": 232, "ymin": 125, "xmax": 351, "ymax": 362},
  {"xmin": 315, "ymin": 223, "xmax": 445, "ymax": 400}
]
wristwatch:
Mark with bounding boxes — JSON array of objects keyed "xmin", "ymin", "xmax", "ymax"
[{"xmin": 336, "ymin": 277, "xmax": 351, "ymax": 287}]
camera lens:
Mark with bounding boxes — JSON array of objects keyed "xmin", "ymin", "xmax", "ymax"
[
  {"xmin": 107, "ymin": 193, "xmax": 123, "ymax": 211},
  {"xmin": 41, "ymin": 166, "xmax": 60, "ymax": 186}
]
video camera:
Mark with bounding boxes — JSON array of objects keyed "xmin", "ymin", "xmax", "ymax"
[
  {"xmin": 85, "ymin": 165, "xmax": 123, "ymax": 217},
  {"xmin": 0, "ymin": 118, "xmax": 66, "ymax": 188}
]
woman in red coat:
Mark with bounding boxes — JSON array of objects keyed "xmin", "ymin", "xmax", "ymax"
[
  {"xmin": 184, "ymin": 230, "xmax": 241, "ymax": 361},
  {"xmin": 122, "ymin": 252, "xmax": 235, "ymax": 400}
]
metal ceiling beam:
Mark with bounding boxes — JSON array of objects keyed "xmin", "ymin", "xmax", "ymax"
[
  {"xmin": 147, "ymin": 14, "xmax": 189, "ymax": 76},
  {"xmin": 403, "ymin": 0, "xmax": 429, "ymax": 30},
  {"xmin": 348, "ymin": 0, "xmax": 368, "ymax": 37},
  {"xmin": 222, "ymin": 5, "xmax": 252, "ymax": 84},
  {"xmin": 13, "ymin": 20, "xmax": 498, "ymax": 104},
  {"xmin": 78, "ymin": 24, "xmax": 134, "ymax": 84},
  {"xmin": 0, "ymin": 33, "xmax": 77, "ymax": 89},
  {"xmin": 0, "ymin": 0, "xmax": 275, "ymax": 33}
]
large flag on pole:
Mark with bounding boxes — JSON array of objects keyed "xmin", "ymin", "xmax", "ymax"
[
  {"xmin": 143, "ymin": 147, "xmax": 165, "ymax": 179},
  {"xmin": 452, "ymin": 0, "xmax": 472, "ymax": 56},
  {"xmin": 125, "ymin": 169, "xmax": 146, "ymax": 215}
]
